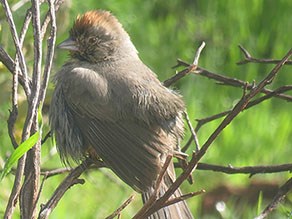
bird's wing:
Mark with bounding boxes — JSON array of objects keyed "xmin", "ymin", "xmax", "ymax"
[{"xmin": 59, "ymin": 65, "xmax": 178, "ymax": 191}]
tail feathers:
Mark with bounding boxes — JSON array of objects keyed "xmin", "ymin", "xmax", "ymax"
[{"xmin": 142, "ymin": 177, "xmax": 193, "ymax": 219}]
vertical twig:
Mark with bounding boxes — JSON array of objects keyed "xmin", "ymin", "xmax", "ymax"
[
  {"xmin": 0, "ymin": 0, "xmax": 30, "ymax": 96},
  {"xmin": 19, "ymin": 0, "xmax": 42, "ymax": 218},
  {"xmin": 39, "ymin": 0, "xmax": 57, "ymax": 104},
  {"xmin": 183, "ymin": 111, "xmax": 200, "ymax": 152}
]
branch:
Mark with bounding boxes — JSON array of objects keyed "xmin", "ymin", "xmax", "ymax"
[
  {"xmin": 40, "ymin": 0, "xmax": 64, "ymax": 39},
  {"xmin": 38, "ymin": 159, "xmax": 94, "ymax": 219},
  {"xmin": 183, "ymin": 111, "xmax": 200, "ymax": 152},
  {"xmin": 193, "ymin": 84, "xmax": 292, "ymax": 132},
  {"xmin": 255, "ymin": 177, "xmax": 292, "ymax": 219},
  {"xmin": 195, "ymin": 48, "xmax": 292, "ymax": 164},
  {"xmin": 197, "ymin": 67, "xmax": 292, "ymax": 102},
  {"xmin": 146, "ymin": 48, "xmax": 292, "ymax": 216},
  {"xmin": 133, "ymin": 155, "xmax": 173, "ymax": 219},
  {"xmin": 38, "ymin": 0, "xmax": 57, "ymax": 105},
  {"xmin": 237, "ymin": 45, "xmax": 292, "ymax": 65},
  {"xmin": 0, "ymin": 46, "xmax": 14, "ymax": 73},
  {"xmin": 19, "ymin": 1, "xmax": 43, "ymax": 217},
  {"xmin": 105, "ymin": 195, "xmax": 135, "ymax": 219},
  {"xmin": 0, "ymin": 0, "xmax": 30, "ymax": 96},
  {"xmin": 158, "ymin": 189, "xmax": 205, "ymax": 210},
  {"xmin": 195, "ymin": 163, "xmax": 292, "ymax": 176},
  {"xmin": 4, "ymin": 157, "xmax": 27, "ymax": 219},
  {"xmin": 163, "ymin": 41, "xmax": 205, "ymax": 87}
]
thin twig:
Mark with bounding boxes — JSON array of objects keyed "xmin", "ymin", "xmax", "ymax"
[
  {"xmin": 195, "ymin": 48, "xmax": 292, "ymax": 164},
  {"xmin": 41, "ymin": 131, "xmax": 52, "ymax": 145},
  {"xmin": 237, "ymin": 45, "xmax": 292, "ymax": 65},
  {"xmin": 20, "ymin": 1, "xmax": 43, "ymax": 218},
  {"xmin": 4, "ymin": 156, "xmax": 27, "ymax": 219},
  {"xmin": 159, "ymin": 189, "xmax": 205, "ymax": 209},
  {"xmin": 105, "ymin": 195, "xmax": 135, "ymax": 219},
  {"xmin": 192, "ymin": 84, "xmax": 292, "ymax": 133},
  {"xmin": 183, "ymin": 111, "xmax": 200, "ymax": 152},
  {"xmin": 41, "ymin": 167, "xmax": 72, "ymax": 177},
  {"xmin": 38, "ymin": 159, "xmax": 93, "ymax": 219},
  {"xmin": 19, "ymin": 8, "xmax": 32, "ymax": 47},
  {"xmin": 193, "ymin": 41, "xmax": 206, "ymax": 65},
  {"xmin": 38, "ymin": 0, "xmax": 57, "ymax": 105},
  {"xmin": 196, "ymin": 67, "xmax": 292, "ymax": 102},
  {"xmin": 255, "ymin": 177, "xmax": 292, "ymax": 219},
  {"xmin": 133, "ymin": 155, "xmax": 172, "ymax": 219},
  {"xmin": 7, "ymin": 56, "xmax": 19, "ymax": 149},
  {"xmin": 40, "ymin": 0, "xmax": 64, "ymax": 39},
  {"xmin": 0, "ymin": 46, "xmax": 15, "ymax": 73},
  {"xmin": 163, "ymin": 41, "xmax": 205, "ymax": 87},
  {"xmin": 195, "ymin": 163, "xmax": 292, "ymax": 176},
  {"xmin": 145, "ymin": 48, "xmax": 292, "ymax": 217},
  {"xmin": 1, "ymin": 0, "xmax": 30, "ymax": 96}
]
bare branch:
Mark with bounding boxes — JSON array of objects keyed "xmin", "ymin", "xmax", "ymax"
[
  {"xmin": 192, "ymin": 41, "xmax": 206, "ymax": 65},
  {"xmin": 196, "ymin": 67, "xmax": 292, "ymax": 102},
  {"xmin": 195, "ymin": 163, "xmax": 292, "ymax": 176},
  {"xmin": 38, "ymin": 159, "xmax": 94, "ymax": 219},
  {"xmin": 163, "ymin": 41, "xmax": 206, "ymax": 87},
  {"xmin": 195, "ymin": 48, "xmax": 292, "ymax": 163},
  {"xmin": 133, "ymin": 155, "xmax": 173, "ymax": 219},
  {"xmin": 0, "ymin": 46, "xmax": 15, "ymax": 73},
  {"xmin": 160, "ymin": 189, "xmax": 205, "ymax": 209},
  {"xmin": 19, "ymin": 1, "xmax": 43, "ymax": 218},
  {"xmin": 40, "ymin": 167, "xmax": 71, "ymax": 177},
  {"xmin": 193, "ymin": 84, "xmax": 292, "ymax": 132},
  {"xmin": 183, "ymin": 111, "xmax": 200, "ymax": 152},
  {"xmin": 39, "ymin": 0, "xmax": 57, "ymax": 105},
  {"xmin": 145, "ymin": 48, "xmax": 292, "ymax": 217},
  {"xmin": 0, "ymin": 0, "xmax": 30, "ymax": 96},
  {"xmin": 255, "ymin": 177, "xmax": 292, "ymax": 219},
  {"xmin": 4, "ymin": 156, "xmax": 27, "ymax": 219},
  {"xmin": 237, "ymin": 45, "xmax": 292, "ymax": 65},
  {"xmin": 105, "ymin": 195, "xmax": 135, "ymax": 219},
  {"xmin": 40, "ymin": 0, "xmax": 64, "ymax": 39}
]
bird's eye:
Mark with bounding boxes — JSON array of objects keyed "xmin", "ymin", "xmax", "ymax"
[{"xmin": 89, "ymin": 37, "xmax": 98, "ymax": 44}]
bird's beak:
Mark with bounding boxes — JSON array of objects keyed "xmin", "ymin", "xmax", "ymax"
[{"xmin": 57, "ymin": 37, "xmax": 79, "ymax": 51}]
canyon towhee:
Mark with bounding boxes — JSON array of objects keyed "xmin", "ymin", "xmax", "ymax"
[{"xmin": 50, "ymin": 10, "xmax": 193, "ymax": 219}]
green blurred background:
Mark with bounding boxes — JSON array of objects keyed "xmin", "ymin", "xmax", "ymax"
[{"xmin": 0, "ymin": 0, "xmax": 292, "ymax": 218}]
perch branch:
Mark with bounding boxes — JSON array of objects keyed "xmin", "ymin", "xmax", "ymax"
[
  {"xmin": 237, "ymin": 45, "xmax": 292, "ymax": 65},
  {"xmin": 195, "ymin": 162, "xmax": 292, "ymax": 176},
  {"xmin": 143, "ymin": 48, "xmax": 292, "ymax": 217}
]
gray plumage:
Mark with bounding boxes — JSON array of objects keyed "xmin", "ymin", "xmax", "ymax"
[{"xmin": 50, "ymin": 10, "xmax": 193, "ymax": 218}]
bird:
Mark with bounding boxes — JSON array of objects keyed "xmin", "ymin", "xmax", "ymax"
[{"xmin": 49, "ymin": 10, "xmax": 193, "ymax": 219}]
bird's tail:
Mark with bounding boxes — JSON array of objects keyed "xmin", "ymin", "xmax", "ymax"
[{"xmin": 142, "ymin": 163, "xmax": 193, "ymax": 219}]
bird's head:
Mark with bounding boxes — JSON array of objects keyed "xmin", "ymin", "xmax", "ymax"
[{"xmin": 58, "ymin": 10, "xmax": 137, "ymax": 63}]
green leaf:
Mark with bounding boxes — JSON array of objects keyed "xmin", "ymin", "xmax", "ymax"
[
  {"xmin": 257, "ymin": 191, "xmax": 263, "ymax": 215},
  {"xmin": 38, "ymin": 101, "xmax": 43, "ymax": 129},
  {"xmin": 0, "ymin": 131, "xmax": 40, "ymax": 181}
]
